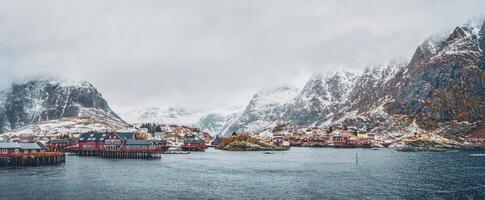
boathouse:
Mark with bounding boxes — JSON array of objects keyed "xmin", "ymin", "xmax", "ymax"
[
  {"xmin": 47, "ymin": 139, "xmax": 78, "ymax": 152},
  {"xmin": 72, "ymin": 132, "xmax": 162, "ymax": 159},
  {"xmin": 272, "ymin": 134, "xmax": 285, "ymax": 145},
  {"xmin": 123, "ymin": 140, "xmax": 156, "ymax": 151},
  {"xmin": 155, "ymin": 140, "xmax": 170, "ymax": 151},
  {"xmin": 102, "ymin": 132, "xmax": 135, "ymax": 151},
  {"xmin": 0, "ymin": 142, "xmax": 21, "ymax": 157},
  {"xmin": 0, "ymin": 142, "xmax": 49, "ymax": 156},
  {"xmin": 78, "ymin": 132, "xmax": 109, "ymax": 155},
  {"xmin": 19, "ymin": 143, "xmax": 44, "ymax": 154},
  {"xmin": 181, "ymin": 139, "xmax": 206, "ymax": 151},
  {"xmin": 1, "ymin": 142, "xmax": 65, "ymax": 167}
]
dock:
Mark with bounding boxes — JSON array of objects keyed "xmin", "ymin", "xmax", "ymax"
[{"xmin": 0, "ymin": 152, "xmax": 65, "ymax": 167}]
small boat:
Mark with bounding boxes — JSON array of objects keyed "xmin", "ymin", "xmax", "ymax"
[
  {"xmin": 469, "ymin": 154, "xmax": 485, "ymax": 157},
  {"xmin": 163, "ymin": 146, "xmax": 190, "ymax": 154},
  {"xmin": 164, "ymin": 151, "xmax": 190, "ymax": 154},
  {"xmin": 263, "ymin": 152, "xmax": 274, "ymax": 154}
]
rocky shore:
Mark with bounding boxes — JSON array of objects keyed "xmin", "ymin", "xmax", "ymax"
[
  {"xmin": 392, "ymin": 140, "xmax": 463, "ymax": 152},
  {"xmin": 216, "ymin": 133, "xmax": 289, "ymax": 151},
  {"xmin": 220, "ymin": 141, "xmax": 289, "ymax": 151}
]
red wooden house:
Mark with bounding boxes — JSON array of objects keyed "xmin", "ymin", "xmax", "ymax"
[
  {"xmin": 123, "ymin": 140, "xmax": 158, "ymax": 153},
  {"xmin": 272, "ymin": 134, "xmax": 285, "ymax": 145},
  {"xmin": 333, "ymin": 136, "xmax": 350, "ymax": 147},
  {"xmin": 0, "ymin": 142, "xmax": 45, "ymax": 157},
  {"xmin": 102, "ymin": 132, "xmax": 135, "ymax": 152},
  {"xmin": 0, "ymin": 142, "xmax": 20, "ymax": 157},
  {"xmin": 154, "ymin": 140, "xmax": 170, "ymax": 152},
  {"xmin": 181, "ymin": 139, "xmax": 206, "ymax": 151},
  {"xmin": 77, "ymin": 132, "xmax": 109, "ymax": 155},
  {"xmin": 47, "ymin": 139, "xmax": 78, "ymax": 152}
]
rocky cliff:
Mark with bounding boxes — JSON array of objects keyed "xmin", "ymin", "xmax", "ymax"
[
  {"xmin": 223, "ymin": 20, "xmax": 485, "ymax": 138},
  {"xmin": 0, "ymin": 78, "xmax": 126, "ymax": 133}
]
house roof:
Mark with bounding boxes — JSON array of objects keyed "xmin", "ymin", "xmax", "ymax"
[
  {"xmin": 19, "ymin": 142, "xmax": 42, "ymax": 150},
  {"xmin": 154, "ymin": 140, "xmax": 167, "ymax": 145},
  {"xmin": 35, "ymin": 141, "xmax": 48, "ymax": 150},
  {"xmin": 50, "ymin": 139, "xmax": 71, "ymax": 144},
  {"xmin": 79, "ymin": 132, "xmax": 109, "ymax": 142},
  {"xmin": 184, "ymin": 139, "xmax": 204, "ymax": 144},
  {"xmin": 0, "ymin": 142, "xmax": 21, "ymax": 149},
  {"xmin": 125, "ymin": 140, "xmax": 154, "ymax": 145},
  {"xmin": 115, "ymin": 132, "xmax": 135, "ymax": 140}
]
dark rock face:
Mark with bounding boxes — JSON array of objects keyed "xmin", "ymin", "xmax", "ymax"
[
  {"xmin": 480, "ymin": 21, "xmax": 485, "ymax": 70},
  {"xmin": 346, "ymin": 63, "xmax": 405, "ymax": 113},
  {"xmin": 228, "ymin": 20, "xmax": 484, "ymax": 137},
  {"xmin": 386, "ymin": 23, "xmax": 484, "ymax": 131},
  {"xmin": 223, "ymin": 87, "xmax": 299, "ymax": 135},
  {"xmin": 284, "ymin": 72, "xmax": 355, "ymax": 125},
  {"xmin": 198, "ymin": 111, "xmax": 240, "ymax": 135},
  {"xmin": 0, "ymin": 79, "xmax": 123, "ymax": 133}
]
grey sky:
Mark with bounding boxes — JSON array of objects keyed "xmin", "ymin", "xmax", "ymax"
[{"xmin": 1, "ymin": 0, "xmax": 484, "ymax": 113}]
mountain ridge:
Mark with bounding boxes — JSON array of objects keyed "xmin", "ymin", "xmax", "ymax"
[{"xmin": 0, "ymin": 77, "xmax": 127, "ymax": 134}]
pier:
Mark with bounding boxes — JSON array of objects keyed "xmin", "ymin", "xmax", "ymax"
[
  {"xmin": 73, "ymin": 149, "xmax": 162, "ymax": 159},
  {"xmin": 181, "ymin": 139, "xmax": 206, "ymax": 151},
  {"xmin": 66, "ymin": 132, "xmax": 165, "ymax": 159},
  {"xmin": 0, "ymin": 152, "xmax": 65, "ymax": 167}
]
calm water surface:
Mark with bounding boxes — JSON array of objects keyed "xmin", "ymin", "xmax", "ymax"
[{"xmin": 1, "ymin": 148, "xmax": 484, "ymax": 200}]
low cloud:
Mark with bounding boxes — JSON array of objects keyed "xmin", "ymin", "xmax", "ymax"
[{"xmin": 0, "ymin": 0, "xmax": 484, "ymax": 112}]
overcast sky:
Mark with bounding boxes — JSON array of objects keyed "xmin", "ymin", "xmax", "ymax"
[{"xmin": 0, "ymin": 0, "xmax": 484, "ymax": 112}]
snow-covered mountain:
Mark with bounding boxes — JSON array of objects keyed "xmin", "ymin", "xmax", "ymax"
[
  {"xmin": 121, "ymin": 106, "xmax": 243, "ymax": 136},
  {"xmin": 382, "ymin": 19, "xmax": 485, "ymax": 137},
  {"xmin": 121, "ymin": 107, "xmax": 205, "ymax": 125},
  {"xmin": 221, "ymin": 19, "xmax": 485, "ymax": 138},
  {"xmin": 2, "ymin": 19, "xmax": 483, "ymax": 140},
  {"xmin": 0, "ymin": 78, "xmax": 127, "ymax": 134},
  {"xmin": 221, "ymin": 86, "xmax": 299, "ymax": 135},
  {"xmin": 284, "ymin": 71, "xmax": 357, "ymax": 126},
  {"xmin": 197, "ymin": 106, "xmax": 243, "ymax": 135}
]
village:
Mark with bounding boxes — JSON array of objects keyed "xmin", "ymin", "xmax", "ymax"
[{"xmin": 1, "ymin": 122, "xmax": 483, "ymax": 167}]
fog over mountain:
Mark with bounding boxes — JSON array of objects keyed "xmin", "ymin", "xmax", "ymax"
[{"xmin": 1, "ymin": 1, "xmax": 484, "ymax": 113}]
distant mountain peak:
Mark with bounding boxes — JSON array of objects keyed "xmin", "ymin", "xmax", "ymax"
[{"xmin": 0, "ymin": 77, "xmax": 125, "ymax": 133}]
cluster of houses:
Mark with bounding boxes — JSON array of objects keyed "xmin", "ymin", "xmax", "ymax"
[
  {"xmin": 0, "ymin": 140, "xmax": 65, "ymax": 167},
  {"xmin": 65, "ymin": 132, "xmax": 171, "ymax": 158},
  {"xmin": 0, "ymin": 141, "xmax": 47, "ymax": 157},
  {"xmin": 1, "ymin": 126, "xmax": 210, "ymax": 162},
  {"xmin": 258, "ymin": 125, "xmax": 394, "ymax": 148},
  {"xmin": 151, "ymin": 124, "xmax": 212, "ymax": 145},
  {"xmin": 286, "ymin": 130, "xmax": 375, "ymax": 148}
]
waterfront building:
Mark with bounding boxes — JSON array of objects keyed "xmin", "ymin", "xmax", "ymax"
[
  {"xmin": 69, "ymin": 132, "xmax": 164, "ymax": 158},
  {"xmin": 1, "ymin": 142, "xmax": 46, "ymax": 156},
  {"xmin": 123, "ymin": 140, "xmax": 157, "ymax": 152},
  {"xmin": 272, "ymin": 134, "xmax": 285, "ymax": 145},
  {"xmin": 0, "ymin": 142, "xmax": 21, "ymax": 157},
  {"xmin": 78, "ymin": 132, "xmax": 110, "ymax": 153},
  {"xmin": 0, "ymin": 141, "xmax": 65, "ymax": 167},
  {"xmin": 19, "ymin": 142, "xmax": 44, "ymax": 154},
  {"xmin": 47, "ymin": 139, "xmax": 79, "ymax": 152},
  {"xmin": 154, "ymin": 140, "xmax": 170, "ymax": 151},
  {"xmin": 181, "ymin": 139, "xmax": 206, "ymax": 151}
]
